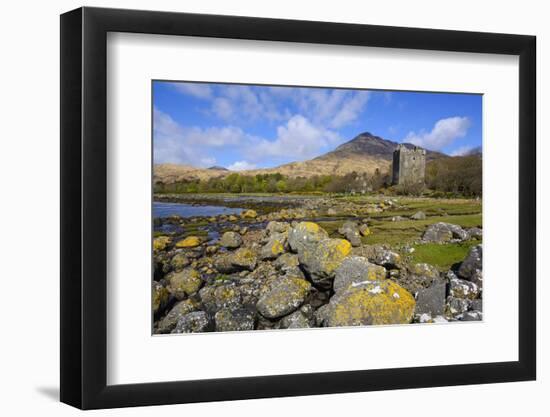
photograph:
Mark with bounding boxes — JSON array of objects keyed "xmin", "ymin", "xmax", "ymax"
[{"xmin": 151, "ymin": 81, "xmax": 483, "ymax": 334}]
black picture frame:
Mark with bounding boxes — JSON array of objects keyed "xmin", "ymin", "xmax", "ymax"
[{"xmin": 60, "ymin": 6, "xmax": 536, "ymax": 410}]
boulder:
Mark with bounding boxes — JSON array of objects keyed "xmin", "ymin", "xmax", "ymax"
[
  {"xmin": 215, "ymin": 308, "xmax": 255, "ymax": 332},
  {"xmin": 411, "ymin": 211, "xmax": 426, "ymax": 220},
  {"xmin": 172, "ymin": 311, "xmax": 212, "ymax": 333},
  {"xmin": 298, "ymin": 238, "xmax": 352, "ymax": 288},
  {"xmin": 414, "ymin": 282, "xmax": 447, "ymax": 316},
  {"xmin": 458, "ymin": 244, "xmax": 482, "ymax": 281},
  {"xmin": 445, "ymin": 296, "xmax": 471, "ymax": 317},
  {"xmin": 256, "ymin": 277, "xmax": 311, "ymax": 319},
  {"xmin": 260, "ymin": 232, "xmax": 287, "ymax": 260},
  {"xmin": 153, "ymin": 236, "xmax": 171, "ymax": 252},
  {"xmin": 175, "ymin": 236, "xmax": 202, "ymax": 248},
  {"xmin": 422, "ymin": 222, "xmax": 468, "ymax": 243},
  {"xmin": 338, "ymin": 221, "xmax": 362, "ymax": 247},
  {"xmin": 398, "ymin": 263, "xmax": 442, "ymax": 294},
  {"xmin": 323, "ymin": 280, "xmax": 415, "ymax": 327},
  {"xmin": 241, "ymin": 209, "xmax": 258, "ymax": 219},
  {"xmin": 333, "ymin": 256, "xmax": 386, "ymax": 293},
  {"xmin": 170, "ymin": 252, "xmax": 190, "ymax": 271},
  {"xmin": 266, "ymin": 221, "xmax": 289, "ymax": 234},
  {"xmin": 231, "ymin": 248, "xmax": 258, "ymax": 271},
  {"xmin": 156, "ymin": 299, "xmax": 199, "ymax": 334},
  {"xmin": 152, "ymin": 281, "xmax": 169, "ymax": 314},
  {"xmin": 288, "ymin": 222, "xmax": 328, "ymax": 253},
  {"xmin": 274, "ymin": 253, "xmax": 300, "ymax": 270},
  {"xmin": 358, "ymin": 224, "xmax": 371, "ymax": 237},
  {"xmin": 468, "ymin": 227, "xmax": 483, "ymax": 240},
  {"xmin": 369, "ymin": 246, "xmax": 402, "ymax": 269},
  {"xmin": 213, "ymin": 248, "xmax": 257, "ymax": 273},
  {"xmin": 449, "ymin": 277, "xmax": 480, "ymax": 300},
  {"xmin": 219, "ymin": 231, "xmax": 243, "ymax": 249},
  {"xmin": 199, "ymin": 284, "xmax": 242, "ymax": 312},
  {"xmin": 278, "ymin": 305, "xmax": 314, "ymax": 329},
  {"xmin": 167, "ymin": 268, "xmax": 203, "ymax": 299}
]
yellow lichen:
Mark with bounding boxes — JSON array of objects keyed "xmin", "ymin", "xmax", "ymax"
[
  {"xmin": 271, "ymin": 239, "xmax": 284, "ymax": 255},
  {"xmin": 153, "ymin": 236, "xmax": 171, "ymax": 252},
  {"xmin": 328, "ymin": 280, "xmax": 415, "ymax": 327},
  {"xmin": 175, "ymin": 236, "xmax": 201, "ymax": 248}
]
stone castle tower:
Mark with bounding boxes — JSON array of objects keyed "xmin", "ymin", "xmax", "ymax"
[{"xmin": 392, "ymin": 144, "xmax": 426, "ymax": 185}]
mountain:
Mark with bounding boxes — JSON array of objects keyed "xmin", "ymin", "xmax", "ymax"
[
  {"xmin": 208, "ymin": 165, "xmax": 229, "ymax": 171},
  {"xmin": 154, "ymin": 132, "xmax": 446, "ymax": 183}
]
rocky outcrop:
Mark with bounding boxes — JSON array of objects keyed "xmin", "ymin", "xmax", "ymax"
[
  {"xmin": 322, "ymin": 280, "xmax": 415, "ymax": 327},
  {"xmin": 167, "ymin": 268, "xmax": 203, "ymax": 299},
  {"xmin": 422, "ymin": 222, "xmax": 469, "ymax": 243},
  {"xmin": 256, "ymin": 277, "xmax": 311, "ymax": 319},
  {"xmin": 333, "ymin": 256, "xmax": 386, "ymax": 293},
  {"xmin": 219, "ymin": 231, "xmax": 243, "ymax": 249},
  {"xmin": 298, "ymin": 237, "xmax": 352, "ymax": 288}
]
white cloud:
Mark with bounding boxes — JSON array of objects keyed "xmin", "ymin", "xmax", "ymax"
[
  {"xmin": 154, "ymin": 108, "xmax": 250, "ymax": 167},
  {"xmin": 450, "ymin": 146, "xmax": 473, "ymax": 156},
  {"xmin": 171, "ymin": 82, "xmax": 212, "ymax": 99},
  {"xmin": 227, "ymin": 161, "xmax": 257, "ymax": 171},
  {"xmin": 212, "ymin": 97, "xmax": 234, "ymax": 120},
  {"xmin": 404, "ymin": 116, "xmax": 471, "ymax": 151},
  {"xmin": 330, "ymin": 91, "xmax": 370, "ymax": 128},
  {"xmin": 247, "ymin": 115, "xmax": 342, "ymax": 161}
]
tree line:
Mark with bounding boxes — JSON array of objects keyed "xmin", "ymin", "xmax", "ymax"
[{"xmin": 154, "ymin": 155, "xmax": 482, "ymax": 197}]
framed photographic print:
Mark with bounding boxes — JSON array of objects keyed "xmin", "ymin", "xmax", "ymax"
[{"xmin": 60, "ymin": 6, "xmax": 536, "ymax": 410}]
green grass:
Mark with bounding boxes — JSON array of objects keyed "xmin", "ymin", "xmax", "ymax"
[{"xmin": 409, "ymin": 241, "xmax": 480, "ymax": 270}]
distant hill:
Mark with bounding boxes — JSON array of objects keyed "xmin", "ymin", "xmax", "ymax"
[{"xmin": 154, "ymin": 132, "xmax": 446, "ymax": 184}]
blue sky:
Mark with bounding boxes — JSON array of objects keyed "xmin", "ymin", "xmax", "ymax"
[{"xmin": 153, "ymin": 81, "xmax": 482, "ymax": 170}]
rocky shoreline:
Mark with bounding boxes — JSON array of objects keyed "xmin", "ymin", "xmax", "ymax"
[{"xmin": 153, "ymin": 197, "xmax": 483, "ymax": 334}]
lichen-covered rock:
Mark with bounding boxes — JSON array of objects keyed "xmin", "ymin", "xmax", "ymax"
[
  {"xmin": 156, "ymin": 299, "xmax": 200, "ymax": 334},
  {"xmin": 266, "ymin": 221, "xmax": 289, "ymax": 234},
  {"xmin": 167, "ymin": 268, "xmax": 203, "ymax": 299},
  {"xmin": 358, "ymin": 224, "xmax": 371, "ymax": 237},
  {"xmin": 468, "ymin": 227, "xmax": 483, "ymax": 240},
  {"xmin": 241, "ymin": 209, "xmax": 258, "ymax": 219},
  {"xmin": 288, "ymin": 222, "xmax": 328, "ymax": 253},
  {"xmin": 414, "ymin": 282, "xmax": 447, "ymax": 316},
  {"xmin": 398, "ymin": 263, "xmax": 442, "ymax": 294},
  {"xmin": 368, "ymin": 246, "xmax": 402, "ymax": 269},
  {"xmin": 298, "ymin": 238, "xmax": 352, "ymax": 288},
  {"xmin": 175, "ymin": 236, "xmax": 202, "ymax": 248},
  {"xmin": 219, "ymin": 231, "xmax": 243, "ymax": 249},
  {"xmin": 278, "ymin": 305, "xmax": 314, "ymax": 329},
  {"xmin": 213, "ymin": 248, "xmax": 257, "ymax": 273},
  {"xmin": 445, "ymin": 296, "xmax": 471, "ymax": 317},
  {"xmin": 338, "ymin": 221, "xmax": 362, "ymax": 247},
  {"xmin": 449, "ymin": 277, "xmax": 480, "ymax": 300},
  {"xmin": 274, "ymin": 253, "xmax": 300, "ymax": 270},
  {"xmin": 200, "ymin": 284, "xmax": 242, "ymax": 312},
  {"xmin": 323, "ymin": 280, "xmax": 415, "ymax": 327},
  {"xmin": 256, "ymin": 277, "xmax": 311, "ymax": 319},
  {"xmin": 333, "ymin": 256, "xmax": 386, "ymax": 293},
  {"xmin": 231, "ymin": 248, "xmax": 258, "ymax": 271},
  {"xmin": 170, "ymin": 252, "xmax": 190, "ymax": 271},
  {"xmin": 260, "ymin": 232, "xmax": 287, "ymax": 260},
  {"xmin": 152, "ymin": 281, "xmax": 169, "ymax": 314},
  {"xmin": 458, "ymin": 244, "xmax": 482, "ymax": 283},
  {"xmin": 215, "ymin": 308, "xmax": 255, "ymax": 332},
  {"xmin": 411, "ymin": 211, "xmax": 426, "ymax": 220},
  {"xmin": 172, "ymin": 311, "xmax": 212, "ymax": 333},
  {"xmin": 422, "ymin": 222, "xmax": 468, "ymax": 243},
  {"xmin": 153, "ymin": 236, "xmax": 172, "ymax": 252}
]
